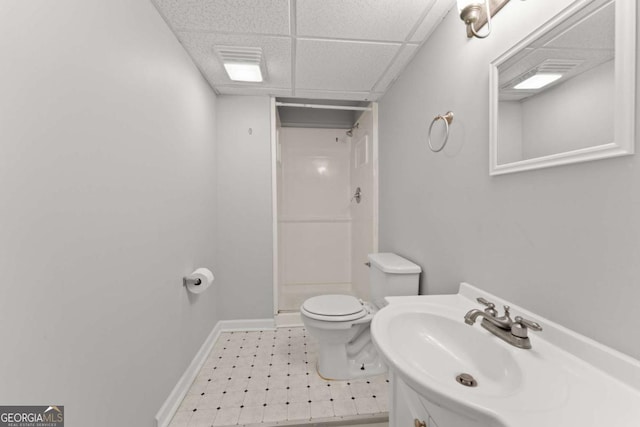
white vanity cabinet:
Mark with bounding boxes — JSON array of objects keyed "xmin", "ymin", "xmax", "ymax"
[
  {"xmin": 390, "ymin": 373, "xmax": 432, "ymax": 427},
  {"xmin": 389, "ymin": 373, "xmax": 487, "ymax": 427}
]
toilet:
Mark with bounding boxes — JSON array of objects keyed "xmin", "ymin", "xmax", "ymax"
[{"xmin": 300, "ymin": 252, "xmax": 421, "ymax": 380}]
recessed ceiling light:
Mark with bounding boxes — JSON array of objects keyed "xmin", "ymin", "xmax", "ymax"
[
  {"xmin": 214, "ymin": 46, "xmax": 266, "ymax": 83},
  {"xmin": 223, "ymin": 63, "xmax": 263, "ymax": 82},
  {"xmin": 513, "ymin": 73, "xmax": 562, "ymax": 90}
]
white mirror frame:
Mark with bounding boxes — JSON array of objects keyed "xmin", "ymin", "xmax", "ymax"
[{"xmin": 489, "ymin": 0, "xmax": 636, "ymax": 176}]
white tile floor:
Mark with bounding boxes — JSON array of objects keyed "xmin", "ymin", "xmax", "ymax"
[{"xmin": 169, "ymin": 327, "xmax": 389, "ymax": 427}]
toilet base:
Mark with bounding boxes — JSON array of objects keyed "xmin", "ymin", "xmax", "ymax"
[
  {"xmin": 316, "ymin": 357, "xmax": 387, "ymax": 381},
  {"xmin": 300, "ymin": 299, "xmax": 387, "ymax": 381},
  {"xmin": 316, "ymin": 340, "xmax": 387, "ymax": 380}
]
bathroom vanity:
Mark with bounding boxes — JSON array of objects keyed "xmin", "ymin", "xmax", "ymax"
[
  {"xmin": 371, "ymin": 283, "xmax": 640, "ymax": 427},
  {"xmin": 391, "ymin": 373, "xmax": 486, "ymax": 427}
]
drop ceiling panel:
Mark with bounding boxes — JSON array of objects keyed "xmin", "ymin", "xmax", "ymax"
[
  {"xmin": 529, "ymin": 0, "xmax": 613, "ymax": 50},
  {"xmin": 296, "ymin": 39, "xmax": 400, "ymax": 92},
  {"xmin": 217, "ymin": 86, "xmax": 293, "ymax": 97},
  {"xmin": 374, "ymin": 44, "xmax": 419, "ymax": 93},
  {"xmin": 153, "ymin": 0, "xmax": 203, "ymax": 30},
  {"xmin": 543, "ymin": 2, "xmax": 614, "ymax": 50},
  {"xmin": 411, "ymin": 0, "xmax": 455, "ymax": 41},
  {"xmin": 156, "ymin": 0, "xmax": 290, "ymax": 34},
  {"xmin": 296, "ymin": 0, "xmax": 437, "ymax": 41},
  {"xmin": 178, "ymin": 32, "xmax": 292, "ymax": 88},
  {"xmin": 151, "ymin": 0, "xmax": 456, "ymax": 100}
]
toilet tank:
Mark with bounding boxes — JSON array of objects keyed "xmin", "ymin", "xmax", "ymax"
[{"xmin": 368, "ymin": 253, "xmax": 421, "ymax": 308}]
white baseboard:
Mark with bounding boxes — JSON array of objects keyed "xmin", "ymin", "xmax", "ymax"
[
  {"xmin": 275, "ymin": 311, "xmax": 303, "ymax": 327},
  {"xmin": 155, "ymin": 317, "xmax": 275, "ymax": 427},
  {"xmin": 257, "ymin": 414, "xmax": 388, "ymax": 427},
  {"xmin": 218, "ymin": 318, "xmax": 276, "ymax": 331}
]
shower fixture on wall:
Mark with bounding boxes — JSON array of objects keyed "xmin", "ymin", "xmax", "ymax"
[
  {"xmin": 346, "ymin": 122, "xmax": 360, "ymax": 137},
  {"xmin": 351, "ymin": 187, "xmax": 362, "ymax": 204}
]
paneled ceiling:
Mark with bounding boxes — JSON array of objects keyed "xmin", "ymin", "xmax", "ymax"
[{"xmin": 152, "ymin": 0, "xmax": 456, "ymax": 101}]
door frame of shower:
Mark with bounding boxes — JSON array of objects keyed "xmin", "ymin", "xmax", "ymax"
[{"xmin": 269, "ymin": 97, "xmax": 380, "ymax": 319}]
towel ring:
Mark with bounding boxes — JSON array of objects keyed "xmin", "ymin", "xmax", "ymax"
[{"xmin": 427, "ymin": 111, "xmax": 454, "ymax": 153}]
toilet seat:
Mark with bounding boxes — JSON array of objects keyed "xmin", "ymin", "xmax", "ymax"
[{"xmin": 301, "ymin": 295, "xmax": 367, "ymax": 322}]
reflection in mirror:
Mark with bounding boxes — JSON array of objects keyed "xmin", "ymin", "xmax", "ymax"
[
  {"xmin": 489, "ymin": 0, "xmax": 635, "ymax": 175},
  {"xmin": 498, "ymin": 2, "xmax": 614, "ymax": 163}
]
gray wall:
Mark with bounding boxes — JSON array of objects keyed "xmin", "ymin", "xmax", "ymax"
[
  {"xmin": 216, "ymin": 96, "xmax": 274, "ymax": 320},
  {"xmin": 521, "ymin": 60, "xmax": 614, "ymax": 159},
  {"xmin": 0, "ymin": 0, "xmax": 219, "ymax": 425},
  {"xmin": 379, "ymin": 0, "xmax": 640, "ymax": 359}
]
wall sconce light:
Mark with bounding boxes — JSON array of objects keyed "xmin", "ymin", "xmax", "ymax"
[{"xmin": 457, "ymin": 0, "xmax": 511, "ymax": 39}]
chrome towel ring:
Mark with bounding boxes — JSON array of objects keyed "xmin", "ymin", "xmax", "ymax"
[{"xmin": 427, "ymin": 111, "xmax": 454, "ymax": 153}]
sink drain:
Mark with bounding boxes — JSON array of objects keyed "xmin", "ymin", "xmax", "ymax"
[{"xmin": 456, "ymin": 373, "xmax": 478, "ymax": 387}]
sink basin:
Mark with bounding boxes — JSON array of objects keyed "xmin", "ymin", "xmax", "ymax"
[
  {"xmin": 371, "ymin": 283, "xmax": 640, "ymax": 427},
  {"xmin": 388, "ymin": 311, "xmax": 522, "ymax": 397}
]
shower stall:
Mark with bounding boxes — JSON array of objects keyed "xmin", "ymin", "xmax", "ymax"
[{"xmin": 271, "ymin": 98, "xmax": 378, "ymax": 325}]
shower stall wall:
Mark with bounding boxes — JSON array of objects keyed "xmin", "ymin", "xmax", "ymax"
[
  {"xmin": 273, "ymin": 102, "xmax": 378, "ymax": 319},
  {"xmin": 277, "ymin": 127, "xmax": 353, "ymax": 311}
]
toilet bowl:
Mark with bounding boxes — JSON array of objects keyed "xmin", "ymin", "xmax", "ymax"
[
  {"xmin": 300, "ymin": 253, "xmax": 421, "ymax": 380},
  {"xmin": 301, "ymin": 294, "xmax": 383, "ymax": 380}
]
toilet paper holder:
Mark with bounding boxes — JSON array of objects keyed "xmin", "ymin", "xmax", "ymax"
[
  {"xmin": 183, "ymin": 276, "xmax": 202, "ymax": 287},
  {"xmin": 183, "ymin": 267, "xmax": 214, "ymax": 294}
]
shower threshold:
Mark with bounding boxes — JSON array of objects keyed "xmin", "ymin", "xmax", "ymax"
[{"xmin": 276, "ymin": 310, "xmax": 304, "ymax": 327}]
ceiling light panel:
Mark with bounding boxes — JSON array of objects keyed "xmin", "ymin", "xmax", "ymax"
[
  {"xmin": 223, "ymin": 63, "xmax": 263, "ymax": 82},
  {"xmin": 178, "ymin": 33, "xmax": 292, "ymax": 90},
  {"xmin": 498, "ymin": 45, "xmax": 607, "ymax": 87},
  {"xmin": 215, "ymin": 46, "xmax": 265, "ymax": 82},
  {"xmin": 504, "ymin": 58, "xmax": 584, "ymax": 91},
  {"xmin": 536, "ymin": 58, "xmax": 584, "ymax": 74},
  {"xmin": 513, "ymin": 73, "xmax": 563, "ymax": 90}
]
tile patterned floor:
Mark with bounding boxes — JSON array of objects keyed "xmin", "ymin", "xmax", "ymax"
[{"xmin": 169, "ymin": 327, "xmax": 389, "ymax": 427}]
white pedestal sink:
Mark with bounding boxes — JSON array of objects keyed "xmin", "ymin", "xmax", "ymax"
[{"xmin": 371, "ymin": 283, "xmax": 640, "ymax": 427}]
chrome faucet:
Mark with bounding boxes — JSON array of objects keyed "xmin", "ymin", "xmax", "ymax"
[
  {"xmin": 464, "ymin": 297, "xmax": 542, "ymax": 349},
  {"xmin": 464, "ymin": 298, "xmax": 513, "ymax": 328}
]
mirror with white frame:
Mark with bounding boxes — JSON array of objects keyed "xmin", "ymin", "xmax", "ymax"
[{"xmin": 489, "ymin": 0, "xmax": 635, "ymax": 175}]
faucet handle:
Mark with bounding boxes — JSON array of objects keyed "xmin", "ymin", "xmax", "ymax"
[
  {"xmin": 511, "ymin": 316, "xmax": 543, "ymax": 338},
  {"xmin": 514, "ymin": 316, "xmax": 542, "ymax": 331},
  {"xmin": 476, "ymin": 297, "xmax": 493, "ymax": 307},
  {"xmin": 476, "ymin": 297, "xmax": 498, "ymax": 316}
]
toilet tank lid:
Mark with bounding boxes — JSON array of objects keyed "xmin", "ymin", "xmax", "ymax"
[{"xmin": 368, "ymin": 253, "xmax": 421, "ymax": 274}]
